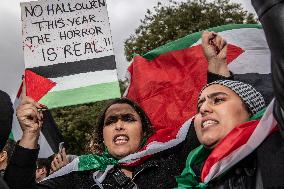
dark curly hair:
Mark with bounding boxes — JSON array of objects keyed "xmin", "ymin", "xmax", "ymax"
[{"xmin": 87, "ymin": 98, "xmax": 154, "ymax": 154}]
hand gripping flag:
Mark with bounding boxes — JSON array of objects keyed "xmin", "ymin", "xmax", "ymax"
[{"xmin": 12, "ymin": 77, "xmax": 65, "ymax": 158}]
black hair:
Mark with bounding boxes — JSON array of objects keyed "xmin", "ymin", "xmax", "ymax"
[
  {"xmin": 0, "ymin": 90, "xmax": 13, "ymax": 151},
  {"xmin": 2, "ymin": 139, "xmax": 16, "ymax": 161},
  {"xmin": 87, "ymin": 98, "xmax": 154, "ymax": 154}
]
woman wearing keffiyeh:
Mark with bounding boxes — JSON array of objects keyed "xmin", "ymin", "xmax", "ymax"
[
  {"xmin": 176, "ymin": 79, "xmax": 270, "ymax": 188},
  {"xmin": 176, "ymin": 0, "xmax": 284, "ymax": 186}
]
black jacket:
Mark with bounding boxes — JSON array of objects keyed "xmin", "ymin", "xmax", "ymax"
[
  {"xmin": 251, "ymin": 0, "xmax": 284, "ymax": 137},
  {"xmin": 4, "ymin": 123, "xmax": 199, "ymax": 189},
  {"xmin": 252, "ymin": 0, "xmax": 284, "ymax": 188}
]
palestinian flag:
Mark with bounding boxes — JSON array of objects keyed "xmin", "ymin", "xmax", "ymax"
[
  {"xmin": 43, "ymin": 24, "xmax": 273, "ymax": 182},
  {"xmin": 123, "ymin": 24, "xmax": 272, "ymax": 164},
  {"xmin": 25, "ymin": 56, "xmax": 121, "ymax": 109}
]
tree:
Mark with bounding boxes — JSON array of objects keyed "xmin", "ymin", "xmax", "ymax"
[
  {"xmin": 51, "ymin": 100, "xmax": 111, "ymax": 155},
  {"xmin": 124, "ymin": 0, "xmax": 257, "ymax": 61}
]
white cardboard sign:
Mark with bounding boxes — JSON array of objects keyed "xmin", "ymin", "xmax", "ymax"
[{"xmin": 21, "ymin": 0, "xmax": 114, "ymax": 68}]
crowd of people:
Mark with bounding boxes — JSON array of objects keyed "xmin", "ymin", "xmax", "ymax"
[{"xmin": 0, "ymin": 0, "xmax": 284, "ymax": 188}]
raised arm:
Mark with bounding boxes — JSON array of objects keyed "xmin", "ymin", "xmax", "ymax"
[
  {"xmin": 4, "ymin": 80, "xmax": 43, "ymax": 189},
  {"xmin": 202, "ymin": 31, "xmax": 233, "ymax": 83},
  {"xmin": 252, "ymin": 0, "xmax": 284, "ymax": 135}
]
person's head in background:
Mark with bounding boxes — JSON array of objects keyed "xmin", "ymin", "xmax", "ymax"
[
  {"xmin": 87, "ymin": 98, "xmax": 154, "ymax": 159},
  {"xmin": 0, "ymin": 139, "xmax": 16, "ymax": 176},
  {"xmin": 0, "ymin": 90, "xmax": 13, "ymax": 152},
  {"xmin": 194, "ymin": 80, "xmax": 265, "ymax": 149},
  {"xmin": 36, "ymin": 158, "xmax": 51, "ymax": 183}
]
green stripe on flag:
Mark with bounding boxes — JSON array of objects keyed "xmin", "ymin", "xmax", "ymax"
[
  {"xmin": 142, "ymin": 24, "xmax": 262, "ymax": 60},
  {"xmin": 9, "ymin": 132, "xmax": 14, "ymax": 140},
  {"xmin": 39, "ymin": 81, "xmax": 121, "ymax": 109},
  {"xmin": 249, "ymin": 107, "xmax": 266, "ymax": 121}
]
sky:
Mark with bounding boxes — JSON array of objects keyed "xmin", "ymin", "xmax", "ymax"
[{"xmin": 0, "ymin": 0, "xmax": 255, "ymax": 101}]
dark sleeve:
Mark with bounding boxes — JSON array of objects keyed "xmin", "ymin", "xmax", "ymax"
[
  {"xmin": 4, "ymin": 144, "xmax": 40, "ymax": 189},
  {"xmin": 252, "ymin": 0, "xmax": 284, "ymax": 137},
  {"xmin": 257, "ymin": 132, "xmax": 284, "ymax": 188},
  {"xmin": 207, "ymin": 71, "xmax": 234, "ymax": 83},
  {"xmin": 37, "ymin": 175, "xmax": 74, "ymax": 189},
  {"xmin": 0, "ymin": 178, "xmax": 9, "ymax": 189},
  {"xmin": 4, "ymin": 144, "xmax": 69, "ymax": 189}
]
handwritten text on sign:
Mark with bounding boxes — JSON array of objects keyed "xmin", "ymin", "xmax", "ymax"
[{"xmin": 21, "ymin": 0, "xmax": 113, "ymax": 68}]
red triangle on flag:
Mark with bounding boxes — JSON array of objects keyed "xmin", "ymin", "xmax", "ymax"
[
  {"xmin": 226, "ymin": 44, "xmax": 244, "ymax": 64},
  {"xmin": 25, "ymin": 70, "xmax": 56, "ymax": 102}
]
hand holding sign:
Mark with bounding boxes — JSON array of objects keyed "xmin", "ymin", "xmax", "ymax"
[{"xmin": 21, "ymin": 0, "xmax": 120, "ymax": 109}]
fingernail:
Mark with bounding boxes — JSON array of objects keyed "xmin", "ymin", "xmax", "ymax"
[{"xmin": 38, "ymin": 108, "xmax": 47, "ymax": 112}]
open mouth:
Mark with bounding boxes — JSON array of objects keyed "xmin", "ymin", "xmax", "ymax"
[
  {"xmin": 113, "ymin": 134, "xmax": 129, "ymax": 145},
  {"xmin": 201, "ymin": 120, "xmax": 219, "ymax": 128}
]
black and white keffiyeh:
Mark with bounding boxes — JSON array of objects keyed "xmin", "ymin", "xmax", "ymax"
[{"xmin": 200, "ymin": 80, "xmax": 265, "ymax": 115}]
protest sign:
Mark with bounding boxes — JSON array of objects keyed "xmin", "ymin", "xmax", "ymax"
[{"xmin": 21, "ymin": 0, "xmax": 120, "ymax": 108}]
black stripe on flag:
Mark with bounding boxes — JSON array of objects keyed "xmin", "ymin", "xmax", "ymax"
[
  {"xmin": 235, "ymin": 73, "xmax": 273, "ymax": 105},
  {"xmin": 42, "ymin": 110, "xmax": 65, "ymax": 154},
  {"xmin": 28, "ymin": 55, "xmax": 116, "ymax": 78}
]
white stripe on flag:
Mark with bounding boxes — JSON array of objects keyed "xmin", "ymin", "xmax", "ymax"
[
  {"xmin": 93, "ymin": 165, "xmax": 115, "ymax": 188},
  {"xmin": 192, "ymin": 27, "xmax": 271, "ymax": 74},
  {"xmin": 42, "ymin": 157, "xmax": 80, "ymax": 181},
  {"xmin": 217, "ymin": 28, "xmax": 268, "ymax": 51},
  {"xmin": 204, "ymin": 99, "xmax": 277, "ymax": 183},
  {"xmin": 228, "ymin": 49, "xmax": 271, "ymax": 74},
  {"xmin": 192, "ymin": 28, "xmax": 268, "ymax": 50},
  {"xmin": 49, "ymin": 70, "xmax": 119, "ymax": 92},
  {"xmin": 119, "ymin": 117, "xmax": 193, "ymax": 164},
  {"xmin": 42, "ymin": 117, "xmax": 193, "ymax": 180}
]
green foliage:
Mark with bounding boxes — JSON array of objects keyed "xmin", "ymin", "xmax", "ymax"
[
  {"xmin": 124, "ymin": 0, "xmax": 257, "ymax": 61},
  {"xmin": 51, "ymin": 100, "xmax": 110, "ymax": 155},
  {"xmin": 119, "ymin": 79, "xmax": 129, "ymax": 95},
  {"xmin": 51, "ymin": 80, "xmax": 128, "ymax": 155}
]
